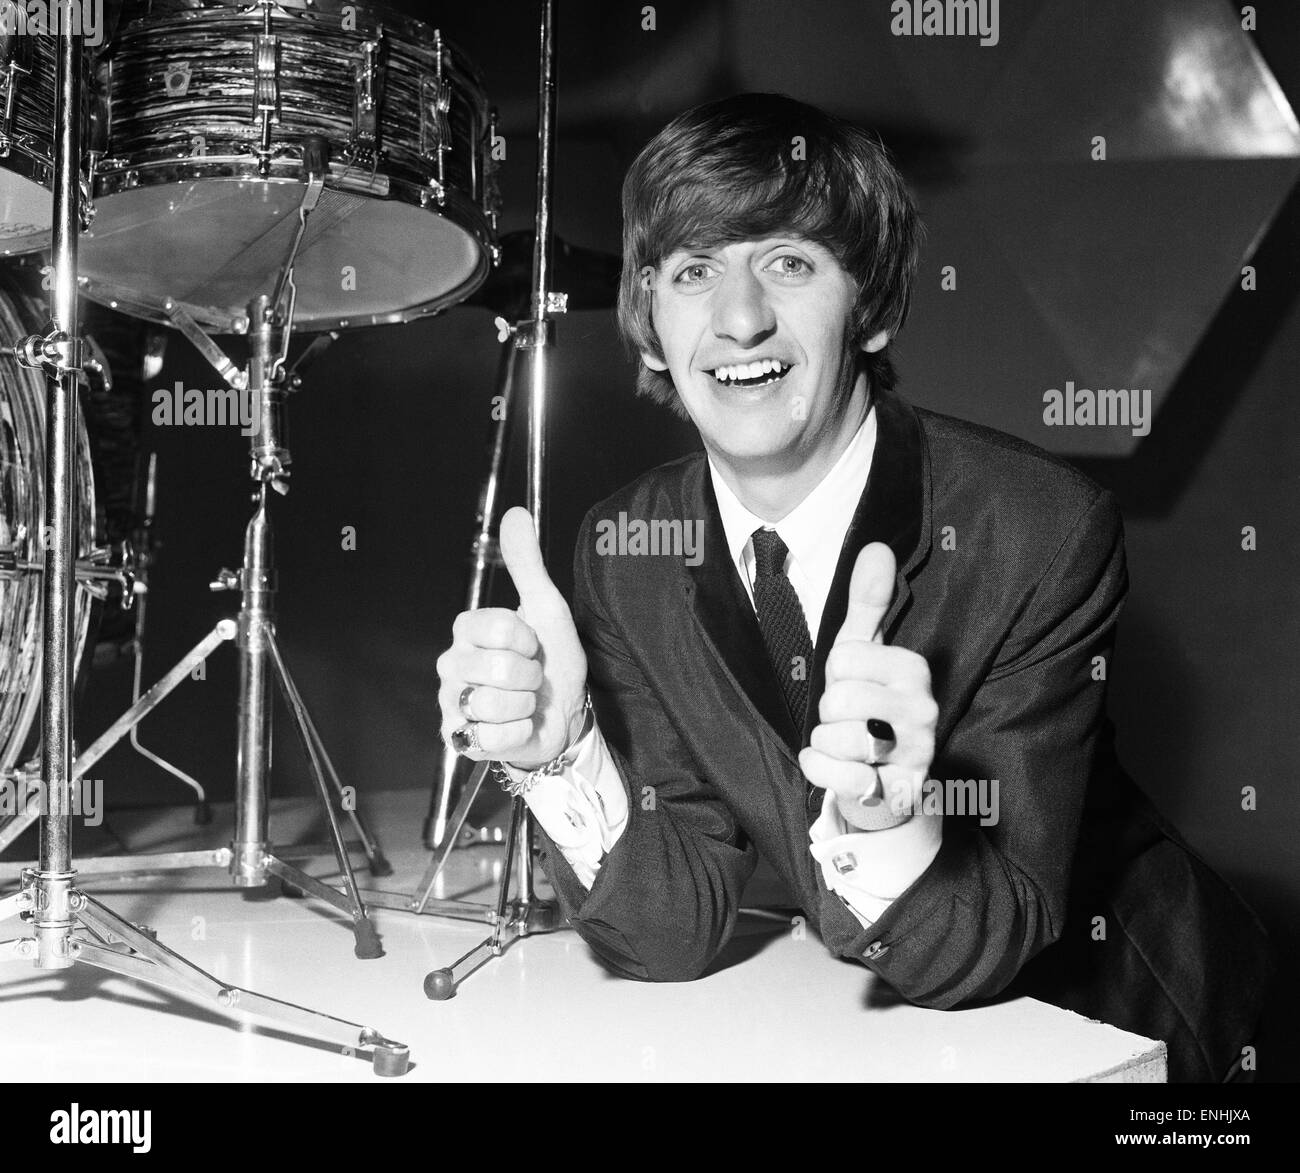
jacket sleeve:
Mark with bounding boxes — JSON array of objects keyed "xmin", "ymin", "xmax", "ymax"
[
  {"xmin": 819, "ymin": 487, "xmax": 1129, "ymax": 1006},
  {"xmin": 534, "ymin": 512, "xmax": 758, "ymax": 981}
]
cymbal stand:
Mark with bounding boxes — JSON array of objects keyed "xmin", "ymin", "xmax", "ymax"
[
  {"xmin": 421, "ymin": 341, "xmax": 518, "ymax": 852},
  {"xmin": 0, "ymin": 27, "xmax": 409, "ymax": 1073},
  {"xmin": 361, "ymin": 0, "xmax": 568, "ymax": 999}
]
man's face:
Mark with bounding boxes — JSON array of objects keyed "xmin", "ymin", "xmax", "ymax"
[{"xmin": 641, "ymin": 237, "xmax": 883, "ymax": 478}]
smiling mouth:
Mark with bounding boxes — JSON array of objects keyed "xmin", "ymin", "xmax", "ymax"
[{"xmin": 709, "ymin": 359, "xmax": 793, "ymax": 389}]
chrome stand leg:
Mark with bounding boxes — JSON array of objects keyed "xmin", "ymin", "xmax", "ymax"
[
  {"xmin": 411, "ymin": 761, "xmax": 491, "ymax": 914},
  {"xmin": 264, "ymin": 631, "xmax": 382, "ymax": 959},
  {"xmin": 424, "ymin": 342, "xmax": 519, "ymax": 850},
  {"xmin": 423, "ymin": 797, "xmax": 560, "ymax": 1000},
  {"xmin": 268, "ymin": 663, "xmax": 391, "ymax": 877},
  {"xmin": 0, "ymin": 878, "xmax": 409, "ymax": 1075},
  {"xmin": 0, "ymin": 623, "xmax": 237, "ymax": 858}
]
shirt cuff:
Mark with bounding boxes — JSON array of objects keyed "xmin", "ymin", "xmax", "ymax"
[
  {"xmin": 521, "ymin": 722, "xmax": 629, "ymax": 890},
  {"xmin": 807, "ymin": 789, "xmax": 943, "ymax": 927}
]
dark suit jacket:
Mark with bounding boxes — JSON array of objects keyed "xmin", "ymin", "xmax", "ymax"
[{"xmin": 536, "ymin": 386, "xmax": 1274, "ymax": 1082}]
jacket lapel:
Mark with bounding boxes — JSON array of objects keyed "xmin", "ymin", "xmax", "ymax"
[
  {"xmin": 800, "ymin": 387, "xmax": 931, "ymax": 746},
  {"xmin": 684, "ymin": 386, "xmax": 932, "ymax": 760}
]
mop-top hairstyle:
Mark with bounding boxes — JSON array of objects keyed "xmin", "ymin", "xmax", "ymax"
[{"xmin": 617, "ymin": 92, "xmax": 923, "ymax": 416}]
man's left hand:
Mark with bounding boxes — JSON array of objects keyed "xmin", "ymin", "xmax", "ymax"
[{"xmin": 798, "ymin": 542, "xmax": 938, "ymax": 830}]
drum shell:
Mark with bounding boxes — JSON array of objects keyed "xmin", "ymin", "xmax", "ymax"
[
  {"xmin": 0, "ymin": 31, "xmax": 92, "ymax": 254},
  {"xmin": 0, "ymin": 271, "xmax": 95, "ymax": 775},
  {"xmin": 82, "ymin": 0, "xmax": 499, "ymax": 331}
]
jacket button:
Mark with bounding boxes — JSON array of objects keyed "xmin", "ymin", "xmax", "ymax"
[{"xmin": 864, "ymin": 940, "xmax": 889, "ymax": 959}]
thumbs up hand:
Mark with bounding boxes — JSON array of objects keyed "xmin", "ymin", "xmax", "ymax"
[
  {"xmin": 436, "ymin": 507, "xmax": 589, "ymax": 769},
  {"xmin": 797, "ymin": 542, "xmax": 939, "ymax": 830}
]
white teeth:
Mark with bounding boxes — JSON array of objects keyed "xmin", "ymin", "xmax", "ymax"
[{"xmin": 712, "ymin": 360, "xmax": 789, "ymax": 383}]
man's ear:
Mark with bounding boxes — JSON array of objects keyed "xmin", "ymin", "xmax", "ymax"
[
  {"xmin": 861, "ymin": 329, "xmax": 890, "ymax": 354},
  {"xmin": 640, "ymin": 350, "xmax": 669, "ymax": 372}
]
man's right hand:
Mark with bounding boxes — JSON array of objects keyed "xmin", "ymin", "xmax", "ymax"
[{"xmin": 436, "ymin": 506, "xmax": 589, "ymax": 770}]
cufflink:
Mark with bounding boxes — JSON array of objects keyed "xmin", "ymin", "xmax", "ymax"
[{"xmin": 831, "ymin": 851, "xmax": 857, "ymax": 875}]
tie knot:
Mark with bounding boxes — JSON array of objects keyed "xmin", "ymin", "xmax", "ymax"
[{"xmin": 751, "ymin": 527, "xmax": 790, "ymax": 578}]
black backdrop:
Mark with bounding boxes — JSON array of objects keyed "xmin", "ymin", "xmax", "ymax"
[{"xmin": 33, "ymin": 0, "xmax": 1299, "ymax": 1076}]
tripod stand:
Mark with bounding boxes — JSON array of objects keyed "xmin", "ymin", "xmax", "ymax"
[
  {"xmin": 0, "ymin": 29, "xmax": 408, "ymax": 1073},
  {"xmin": 1, "ymin": 289, "xmax": 393, "ymax": 959}
]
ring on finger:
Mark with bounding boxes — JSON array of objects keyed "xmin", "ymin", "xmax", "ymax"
[
  {"xmin": 458, "ymin": 685, "xmax": 479, "ymax": 722},
  {"xmin": 450, "ymin": 722, "xmax": 481, "ymax": 756},
  {"xmin": 858, "ymin": 762, "xmax": 885, "ymax": 807},
  {"xmin": 866, "ymin": 717, "xmax": 896, "ymax": 763}
]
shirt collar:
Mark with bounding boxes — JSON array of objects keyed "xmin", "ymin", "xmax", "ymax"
[{"xmin": 708, "ymin": 405, "xmax": 877, "ymax": 585}]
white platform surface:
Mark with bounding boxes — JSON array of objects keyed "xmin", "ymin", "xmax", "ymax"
[{"xmin": 0, "ymin": 790, "xmax": 1165, "ymax": 1082}]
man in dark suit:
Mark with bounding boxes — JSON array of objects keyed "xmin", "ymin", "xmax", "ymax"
[{"xmin": 436, "ymin": 93, "xmax": 1273, "ymax": 1082}]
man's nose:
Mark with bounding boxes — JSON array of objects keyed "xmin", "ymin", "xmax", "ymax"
[{"xmin": 710, "ymin": 265, "xmax": 776, "ymax": 349}]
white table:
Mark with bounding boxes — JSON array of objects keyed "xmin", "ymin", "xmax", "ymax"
[{"xmin": 0, "ymin": 791, "xmax": 1165, "ymax": 1082}]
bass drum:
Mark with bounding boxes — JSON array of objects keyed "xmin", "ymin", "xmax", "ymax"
[{"xmin": 0, "ymin": 271, "xmax": 96, "ymax": 778}]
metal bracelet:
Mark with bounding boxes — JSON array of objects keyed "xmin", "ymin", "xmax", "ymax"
[{"xmin": 490, "ymin": 691, "xmax": 593, "ymax": 797}]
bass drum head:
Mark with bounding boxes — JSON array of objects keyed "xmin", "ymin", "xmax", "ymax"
[
  {"xmin": 0, "ymin": 272, "xmax": 95, "ymax": 775},
  {"xmin": 79, "ymin": 176, "xmax": 488, "ymax": 331}
]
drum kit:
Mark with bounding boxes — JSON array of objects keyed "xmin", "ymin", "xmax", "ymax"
[{"xmin": 0, "ymin": 0, "xmax": 604, "ymax": 1073}]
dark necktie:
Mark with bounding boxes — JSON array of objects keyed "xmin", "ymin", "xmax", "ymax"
[{"xmin": 751, "ymin": 528, "xmax": 814, "ymax": 732}]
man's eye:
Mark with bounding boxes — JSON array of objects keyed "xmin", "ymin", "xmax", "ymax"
[
  {"xmin": 770, "ymin": 255, "xmax": 810, "ymax": 277},
  {"xmin": 674, "ymin": 262, "xmax": 715, "ymax": 285}
]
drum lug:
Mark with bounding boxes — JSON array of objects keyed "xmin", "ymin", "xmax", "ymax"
[
  {"xmin": 419, "ymin": 31, "xmax": 452, "ymax": 193},
  {"xmin": 0, "ymin": 36, "xmax": 34, "ymax": 155},
  {"xmin": 350, "ymin": 36, "xmax": 386, "ymax": 161},
  {"xmin": 252, "ymin": 3, "xmax": 281, "ymax": 176},
  {"xmin": 79, "ymin": 174, "xmax": 96, "ymax": 233},
  {"xmin": 482, "ymin": 108, "xmax": 502, "ymax": 241}
]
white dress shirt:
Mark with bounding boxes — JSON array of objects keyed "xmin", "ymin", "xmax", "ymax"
[{"xmin": 522, "ymin": 405, "xmax": 942, "ymax": 924}]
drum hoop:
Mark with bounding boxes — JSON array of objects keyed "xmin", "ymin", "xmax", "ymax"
[
  {"xmin": 0, "ymin": 143, "xmax": 54, "ymax": 189},
  {"xmin": 0, "ymin": 148, "xmax": 55, "ymax": 256},
  {"xmin": 82, "ymin": 172, "xmax": 494, "ymax": 332}
]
